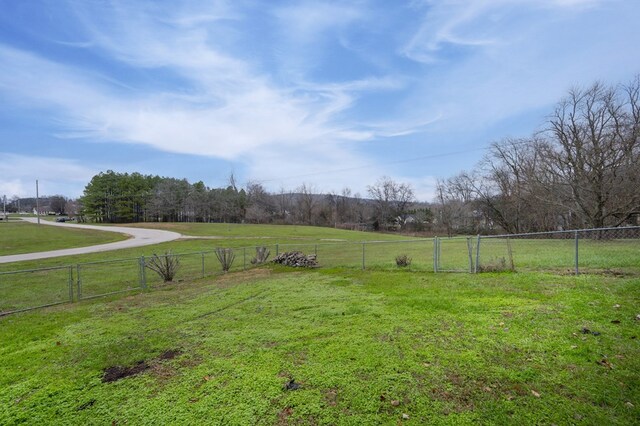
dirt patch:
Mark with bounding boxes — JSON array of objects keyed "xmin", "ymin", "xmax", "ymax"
[
  {"xmin": 102, "ymin": 348, "xmax": 183, "ymax": 383},
  {"xmin": 277, "ymin": 407, "xmax": 294, "ymax": 425},
  {"xmin": 324, "ymin": 389, "xmax": 338, "ymax": 406},
  {"xmin": 103, "ymin": 361, "xmax": 149, "ymax": 383},
  {"xmin": 158, "ymin": 349, "xmax": 182, "ymax": 360}
]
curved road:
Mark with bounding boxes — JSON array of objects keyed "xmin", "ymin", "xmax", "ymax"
[{"xmin": 0, "ymin": 218, "xmax": 182, "ymax": 264}]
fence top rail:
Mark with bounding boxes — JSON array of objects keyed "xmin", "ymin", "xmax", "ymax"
[
  {"xmin": 0, "ymin": 264, "xmax": 72, "ymax": 276},
  {"xmin": 479, "ymin": 225, "xmax": 640, "ymax": 240},
  {"xmin": 77, "ymin": 257, "xmax": 146, "ymax": 266},
  {"xmin": 277, "ymin": 239, "xmax": 433, "ymax": 246}
]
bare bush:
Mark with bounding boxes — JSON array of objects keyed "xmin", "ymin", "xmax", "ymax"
[
  {"xmin": 251, "ymin": 246, "xmax": 271, "ymax": 265},
  {"xmin": 146, "ymin": 251, "xmax": 180, "ymax": 282},
  {"xmin": 215, "ymin": 248, "xmax": 235, "ymax": 272},
  {"xmin": 395, "ymin": 254, "xmax": 412, "ymax": 267}
]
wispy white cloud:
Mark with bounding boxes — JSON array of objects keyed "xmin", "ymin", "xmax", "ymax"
[
  {"xmin": 0, "ymin": 0, "xmax": 421, "ymax": 197},
  {"xmin": 399, "ymin": 0, "xmax": 638, "ymax": 139},
  {"xmin": 0, "ymin": 0, "xmax": 412, "ymax": 163},
  {"xmin": 272, "ymin": 2, "xmax": 365, "ymax": 44},
  {"xmin": 401, "ymin": 0, "xmax": 610, "ymax": 63},
  {"xmin": 0, "ymin": 153, "xmax": 96, "ymax": 197}
]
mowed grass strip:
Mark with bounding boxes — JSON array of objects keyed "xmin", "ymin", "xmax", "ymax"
[
  {"xmin": 1, "ymin": 267, "xmax": 638, "ymax": 425},
  {"xmin": 0, "ymin": 222, "xmax": 129, "ymax": 256}
]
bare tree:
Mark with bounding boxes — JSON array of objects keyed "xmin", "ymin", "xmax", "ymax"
[
  {"xmin": 367, "ymin": 177, "xmax": 415, "ymax": 230},
  {"xmin": 275, "ymin": 187, "xmax": 294, "ymax": 223},
  {"xmin": 245, "ymin": 181, "xmax": 275, "ymax": 223},
  {"xmin": 434, "ymin": 174, "xmax": 478, "ymax": 236},
  {"xmin": 543, "ymin": 78, "xmax": 640, "ymax": 228},
  {"xmin": 476, "ymin": 138, "xmax": 557, "ymax": 233},
  {"xmin": 295, "ymin": 183, "xmax": 317, "ymax": 225}
]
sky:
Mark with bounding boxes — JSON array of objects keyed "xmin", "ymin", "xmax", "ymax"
[{"xmin": 1, "ymin": 0, "xmax": 639, "ymax": 202}]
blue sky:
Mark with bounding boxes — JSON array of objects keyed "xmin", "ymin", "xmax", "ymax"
[{"xmin": 1, "ymin": 0, "xmax": 639, "ymax": 202}]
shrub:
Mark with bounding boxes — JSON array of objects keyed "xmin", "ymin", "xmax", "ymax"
[
  {"xmin": 395, "ymin": 254, "xmax": 412, "ymax": 267},
  {"xmin": 251, "ymin": 246, "xmax": 270, "ymax": 265},
  {"xmin": 145, "ymin": 251, "xmax": 180, "ymax": 282},
  {"xmin": 215, "ymin": 248, "xmax": 235, "ymax": 272}
]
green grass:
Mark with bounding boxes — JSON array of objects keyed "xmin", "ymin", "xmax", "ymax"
[
  {"xmin": 101, "ymin": 222, "xmax": 411, "ymax": 241},
  {"xmin": 1, "ymin": 222, "xmax": 638, "ymax": 315},
  {"xmin": 0, "ymin": 223, "xmax": 429, "ymax": 313},
  {"xmin": 0, "ymin": 267, "xmax": 638, "ymax": 425},
  {"xmin": 0, "ymin": 222, "xmax": 129, "ymax": 256}
]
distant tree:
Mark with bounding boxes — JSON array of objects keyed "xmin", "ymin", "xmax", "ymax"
[
  {"xmin": 79, "ymin": 171, "xmax": 160, "ymax": 223},
  {"xmin": 275, "ymin": 187, "xmax": 294, "ymax": 223},
  {"xmin": 245, "ymin": 182, "xmax": 276, "ymax": 223},
  {"xmin": 367, "ymin": 177, "xmax": 414, "ymax": 230},
  {"xmin": 184, "ymin": 181, "xmax": 210, "ymax": 222},
  {"xmin": 65, "ymin": 199, "xmax": 79, "ymax": 217},
  {"xmin": 49, "ymin": 195, "xmax": 67, "ymax": 215},
  {"xmin": 149, "ymin": 178, "xmax": 191, "ymax": 222},
  {"xmin": 295, "ymin": 183, "xmax": 317, "ymax": 225}
]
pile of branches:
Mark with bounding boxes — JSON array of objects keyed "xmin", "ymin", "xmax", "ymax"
[{"xmin": 272, "ymin": 251, "xmax": 318, "ymax": 268}]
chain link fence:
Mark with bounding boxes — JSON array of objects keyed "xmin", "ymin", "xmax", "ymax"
[
  {"xmin": 475, "ymin": 227, "xmax": 640, "ymax": 275},
  {"xmin": 1, "ymin": 227, "xmax": 638, "ymax": 315}
]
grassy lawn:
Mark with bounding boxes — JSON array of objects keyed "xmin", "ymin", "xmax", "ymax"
[
  {"xmin": 1, "ymin": 267, "xmax": 638, "ymax": 425},
  {"xmin": 1, "ymin": 222, "xmax": 638, "ymax": 315},
  {"xmin": 0, "ymin": 222, "xmax": 129, "ymax": 256},
  {"xmin": 101, "ymin": 222, "xmax": 411, "ymax": 242}
]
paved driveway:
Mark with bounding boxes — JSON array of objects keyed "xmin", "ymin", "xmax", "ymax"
[{"xmin": 0, "ymin": 218, "xmax": 182, "ymax": 264}]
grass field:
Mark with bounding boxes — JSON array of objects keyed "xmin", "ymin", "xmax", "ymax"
[
  {"xmin": 1, "ymin": 266, "xmax": 638, "ymax": 425},
  {"xmin": 1, "ymin": 222, "xmax": 639, "ymax": 316},
  {"xmin": 101, "ymin": 222, "xmax": 413, "ymax": 243},
  {"xmin": 0, "ymin": 221, "xmax": 129, "ymax": 256}
]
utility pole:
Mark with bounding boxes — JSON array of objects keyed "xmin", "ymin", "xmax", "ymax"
[
  {"xmin": 2, "ymin": 194, "xmax": 6, "ymax": 222},
  {"xmin": 36, "ymin": 179, "xmax": 41, "ymax": 225}
]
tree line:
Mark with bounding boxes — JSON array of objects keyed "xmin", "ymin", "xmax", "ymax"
[{"xmin": 78, "ymin": 171, "xmax": 420, "ymax": 229}]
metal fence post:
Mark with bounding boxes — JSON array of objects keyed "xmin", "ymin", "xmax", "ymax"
[
  {"xmin": 276, "ymin": 243, "xmax": 279, "ymax": 256},
  {"xmin": 201, "ymin": 252, "xmax": 205, "ymax": 278},
  {"xmin": 434, "ymin": 237, "xmax": 437, "ymax": 273},
  {"xmin": 466, "ymin": 237, "xmax": 474, "ymax": 273},
  {"xmin": 575, "ymin": 230, "xmax": 579, "ymax": 276},
  {"xmin": 474, "ymin": 235, "xmax": 481, "ymax": 274},
  {"xmin": 433, "ymin": 237, "xmax": 438, "ymax": 273},
  {"xmin": 315, "ymin": 244, "xmax": 318, "ymax": 256},
  {"xmin": 139, "ymin": 256, "xmax": 147, "ymax": 289},
  {"xmin": 68, "ymin": 266, "xmax": 74, "ymax": 302},
  {"xmin": 243, "ymin": 248, "xmax": 247, "ymax": 271},
  {"xmin": 76, "ymin": 264, "xmax": 82, "ymax": 300}
]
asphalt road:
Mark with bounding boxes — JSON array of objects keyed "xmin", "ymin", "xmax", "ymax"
[{"xmin": 0, "ymin": 218, "xmax": 182, "ymax": 264}]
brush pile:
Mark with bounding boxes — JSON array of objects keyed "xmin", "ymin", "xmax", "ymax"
[{"xmin": 272, "ymin": 251, "xmax": 318, "ymax": 268}]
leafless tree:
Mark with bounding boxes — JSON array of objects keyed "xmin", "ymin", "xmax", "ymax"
[
  {"xmin": 543, "ymin": 78, "xmax": 640, "ymax": 228},
  {"xmin": 275, "ymin": 187, "xmax": 294, "ymax": 223},
  {"xmin": 367, "ymin": 176, "xmax": 415, "ymax": 230},
  {"xmin": 434, "ymin": 174, "xmax": 478, "ymax": 236},
  {"xmin": 245, "ymin": 181, "xmax": 275, "ymax": 223},
  {"xmin": 296, "ymin": 183, "xmax": 317, "ymax": 225}
]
